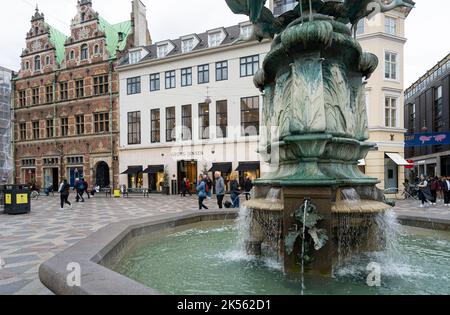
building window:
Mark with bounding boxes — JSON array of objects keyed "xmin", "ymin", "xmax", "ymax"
[
  {"xmin": 198, "ymin": 64, "xmax": 209, "ymax": 84},
  {"xmin": 32, "ymin": 87, "xmax": 39, "ymax": 105},
  {"xmin": 93, "ymin": 75, "xmax": 109, "ymax": 96},
  {"xmin": 181, "ymin": 67, "xmax": 192, "ymax": 87},
  {"xmin": 81, "ymin": 44, "xmax": 88, "ymax": 60},
  {"xmin": 151, "ymin": 109, "xmax": 160, "ymax": 143},
  {"xmin": 199, "ymin": 103, "xmax": 210, "ymax": 140},
  {"xmin": 46, "ymin": 56, "xmax": 51, "ymax": 65},
  {"xmin": 46, "ymin": 119, "xmax": 54, "ymax": 138},
  {"xmin": 60, "ymin": 82, "xmax": 68, "ymax": 101},
  {"xmin": 25, "ymin": 61, "xmax": 30, "ymax": 70},
  {"xmin": 70, "ymin": 50, "xmax": 75, "ymax": 60},
  {"xmin": 67, "ymin": 156, "xmax": 84, "ymax": 165},
  {"xmin": 385, "ymin": 51, "xmax": 398, "ymax": 80},
  {"xmin": 127, "ymin": 77, "xmax": 141, "ymax": 95},
  {"xmin": 166, "ymin": 107, "xmax": 176, "ymax": 142},
  {"xmin": 20, "ymin": 123, "xmax": 27, "ymax": 140},
  {"xmin": 94, "ymin": 112, "xmax": 109, "ymax": 133},
  {"xmin": 216, "ymin": 61, "xmax": 228, "ymax": 81},
  {"xmin": 165, "ymin": 71, "xmax": 176, "ymax": 89},
  {"xmin": 157, "ymin": 44, "xmax": 169, "ymax": 58},
  {"xmin": 32, "ymin": 121, "xmax": 40, "ymax": 139},
  {"xmin": 241, "ymin": 96, "xmax": 260, "ymax": 136},
  {"xmin": 34, "ymin": 56, "xmax": 41, "ymax": 71},
  {"xmin": 45, "ymin": 85, "xmax": 53, "ymax": 103},
  {"xmin": 61, "ymin": 117, "xmax": 69, "ymax": 137},
  {"xmin": 127, "ymin": 111, "xmax": 141, "ymax": 145},
  {"xmin": 216, "ymin": 100, "xmax": 228, "ymax": 138},
  {"xmin": 94, "ymin": 44, "xmax": 99, "ymax": 55},
  {"xmin": 150, "ymin": 73, "xmax": 160, "ymax": 91},
  {"xmin": 385, "ymin": 17, "xmax": 397, "ymax": 35},
  {"xmin": 356, "ymin": 19, "xmax": 365, "ymax": 35},
  {"xmin": 409, "ymin": 103, "xmax": 415, "ymax": 133},
  {"xmin": 81, "ymin": 12, "xmax": 86, "ymax": 22},
  {"xmin": 208, "ymin": 32, "xmax": 222, "ymax": 47},
  {"xmin": 434, "ymin": 86, "xmax": 444, "ymax": 132},
  {"xmin": 182, "ymin": 38, "xmax": 194, "ymax": 53},
  {"xmin": 241, "ymin": 25, "xmax": 253, "ymax": 39},
  {"xmin": 385, "ymin": 97, "xmax": 397, "ymax": 128},
  {"xmin": 182, "ymin": 105, "xmax": 192, "ymax": 141},
  {"xmin": 129, "ymin": 50, "xmax": 141, "ymax": 64},
  {"xmin": 76, "ymin": 115, "xmax": 85, "ymax": 135},
  {"xmin": 18, "ymin": 90, "xmax": 26, "ymax": 107},
  {"xmin": 240, "ymin": 55, "xmax": 259, "ymax": 77},
  {"xmin": 75, "ymin": 79, "xmax": 84, "ymax": 98}
]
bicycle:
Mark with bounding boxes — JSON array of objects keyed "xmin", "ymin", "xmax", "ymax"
[{"xmin": 30, "ymin": 189, "xmax": 40, "ymax": 200}]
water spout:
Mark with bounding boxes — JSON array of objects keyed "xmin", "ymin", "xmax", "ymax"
[{"xmin": 265, "ymin": 188, "xmax": 281, "ymax": 203}]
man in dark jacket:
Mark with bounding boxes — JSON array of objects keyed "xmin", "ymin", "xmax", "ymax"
[
  {"xmin": 443, "ymin": 176, "xmax": 450, "ymax": 206},
  {"xmin": 215, "ymin": 172, "xmax": 226, "ymax": 209},
  {"xmin": 244, "ymin": 176, "xmax": 254, "ymax": 201}
]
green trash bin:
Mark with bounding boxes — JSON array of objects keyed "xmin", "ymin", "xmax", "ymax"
[{"xmin": 3, "ymin": 185, "xmax": 31, "ymax": 215}]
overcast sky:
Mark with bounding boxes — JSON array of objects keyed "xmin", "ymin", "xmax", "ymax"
[{"xmin": 1, "ymin": 0, "xmax": 448, "ymax": 87}]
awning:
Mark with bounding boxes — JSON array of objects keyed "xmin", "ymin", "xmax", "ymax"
[
  {"xmin": 236, "ymin": 161, "xmax": 261, "ymax": 172},
  {"xmin": 358, "ymin": 159, "xmax": 366, "ymax": 166},
  {"xmin": 209, "ymin": 163, "xmax": 232, "ymax": 173},
  {"xmin": 121, "ymin": 166, "xmax": 143, "ymax": 175},
  {"xmin": 143, "ymin": 165, "xmax": 165, "ymax": 174},
  {"xmin": 386, "ymin": 153, "xmax": 412, "ymax": 166}
]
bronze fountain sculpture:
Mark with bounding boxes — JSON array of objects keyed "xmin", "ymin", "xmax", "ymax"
[{"xmin": 225, "ymin": 0, "xmax": 414, "ymax": 275}]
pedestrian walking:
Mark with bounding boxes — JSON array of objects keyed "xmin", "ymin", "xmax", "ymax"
[
  {"xmin": 196, "ymin": 175, "xmax": 208, "ymax": 210},
  {"xmin": 181, "ymin": 178, "xmax": 187, "ymax": 197},
  {"xmin": 58, "ymin": 179, "xmax": 71, "ymax": 210},
  {"xmin": 206, "ymin": 176, "xmax": 213, "ymax": 200},
  {"xmin": 430, "ymin": 177, "xmax": 438, "ymax": 205},
  {"xmin": 185, "ymin": 178, "xmax": 192, "ymax": 196},
  {"xmin": 418, "ymin": 175, "xmax": 432, "ymax": 208},
  {"xmin": 230, "ymin": 172, "xmax": 241, "ymax": 209},
  {"xmin": 444, "ymin": 176, "xmax": 450, "ymax": 207},
  {"xmin": 215, "ymin": 171, "xmax": 225, "ymax": 209},
  {"xmin": 76, "ymin": 178, "xmax": 85, "ymax": 203},
  {"xmin": 244, "ymin": 176, "xmax": 254, "ymax": 201},
  {"xmin": 82, "ymin": 178, "xmax": 90, "ymax": 200}
]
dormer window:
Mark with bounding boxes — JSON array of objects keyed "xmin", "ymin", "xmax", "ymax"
[
  {"xmin": 70, "ymin": 50, "xmax": 75, "ymax": 60},
  {"xmin": 208, "ymin": 32, "xmax": 223, "ymax": 48},
  {"xmin": 81, "ymin": 12, "xmax": 86, "ymax": 22},
  {"xmin": 129, "ymin": 50, "xmax": 142, "ymax": 64},
  {"xmin": 94, "ymin": 44, "xmax": 99, "ymax": 55},
  {"xmin": 46, "ymin": 56, "xmax": 51, "ymax": 65},
  {"xmin": 157, "ymin": 44, "xmax": 169, "ymax": 58},
  {"xmin": 35, "ymin": 27, "xmax": 39, "ymax": 36},
  {"xmin": 240, "ymin": 25, "xmax": 253, "ymax": 39},
  {"xmin": 182, "ymin": 38, "xmax": 194, "ymax": 53}
]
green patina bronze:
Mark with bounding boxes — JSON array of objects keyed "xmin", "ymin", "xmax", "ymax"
[{"xmin": 226, "ymin": 0, "xmax": 413, "ymax": 187}]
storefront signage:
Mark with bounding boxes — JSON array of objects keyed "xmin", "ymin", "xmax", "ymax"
[
  {"xmin": 171, "ymin": 151, "xmax": 204, "ymax": 158},
  {"xmin": 405, "ymin": 132, "xmax": 450, "ymax": 148}
]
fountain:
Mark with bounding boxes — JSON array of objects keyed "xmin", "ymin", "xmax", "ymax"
[{"xmin": 225, "ymin": 0, "xmax": 414, "ymax": 276}]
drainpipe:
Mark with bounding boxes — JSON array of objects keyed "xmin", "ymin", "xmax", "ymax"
[
  {"xmin": 108, "ymin": 58, "xmax": 114, "ymax": 189},
  {"xmin": 10, "ymin": 76, "xmax": 16, "ymax": 184},
  {"xmin": 52, "ymin": 72, "xmax": 61, "ymax": 182}
]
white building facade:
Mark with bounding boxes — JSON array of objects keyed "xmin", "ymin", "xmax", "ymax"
[{"xmin": 118, "ymin": 24, "xmax": 271, "ymax": 193}]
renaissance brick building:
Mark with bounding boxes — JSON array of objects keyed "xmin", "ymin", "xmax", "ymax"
[{"xmin": 13, "ymin": 0, "xmax": 150, "ymax": 189}]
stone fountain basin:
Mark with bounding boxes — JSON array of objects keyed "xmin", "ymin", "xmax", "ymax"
[{"xmin": 38, "ymin": 210, "xmax": 238, "ymax": 295}]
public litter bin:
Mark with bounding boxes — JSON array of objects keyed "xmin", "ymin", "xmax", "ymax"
[
  {"xmin": 3, "ymin": 185, "xmax": 31, "ymax": 215},
  {"xmin": 114, "ymin": 190, "xmax": 121, "ymax": 198}
]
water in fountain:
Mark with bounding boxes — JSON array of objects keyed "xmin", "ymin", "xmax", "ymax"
[
  {"xmin": 265, "ymin": 188, "xmax": 281, "ymax": 203},
  {"xmin": 340, "ymin": 188, "xmax": 361, "ymax": 204}
]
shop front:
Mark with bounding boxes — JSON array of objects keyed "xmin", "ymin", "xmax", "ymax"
[
  {"xmin": 177, "ymin": 160, "xmax": 198, "ymax": 193},
  {"xmin": 236, "ymin": 161, "xmax": 261, "ymax": 186},
  {"xmin": 144, "ymin": 165, "xmax": 165, "ymax": 192},
  {"xmin": 122, "ymin": 166, "xmax": 144, "ymax": 189},
  {"xmin": 43, "ymin": 168, "xmax": 59, "ymax": 190},
  {"xmin": 22, "ymin": 168, "xmax": 36, "ymax": 185},
  {"xmin": 384, "ymin": 153, "xmax": 411, "ymax": 190}
]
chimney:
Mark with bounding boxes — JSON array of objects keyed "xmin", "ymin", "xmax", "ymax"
[{"xmin": 131, "ymin": 0, "xmax": 151, "ymax": 47}]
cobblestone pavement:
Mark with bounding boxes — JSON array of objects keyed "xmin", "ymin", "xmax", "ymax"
[{"xmin": 0, "ymin": 195, "xmax": 449, "ymax": 295}]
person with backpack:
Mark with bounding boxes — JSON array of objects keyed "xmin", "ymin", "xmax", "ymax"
[
  {"xmin": 58, "ymin": 179, "xmax": 71, "ymax": 210},
  {"xmin": 76, "ymin": 178, "xmax": 85, "ymax": 203},
  {"xmin": 196, "ymin": 175, "xmax": 208, "ymax": 210}
]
